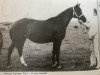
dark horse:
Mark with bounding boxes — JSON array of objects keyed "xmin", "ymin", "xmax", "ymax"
[{"xmin": 7, "ymin": 3, "xmax": 87, "ymax": 68}]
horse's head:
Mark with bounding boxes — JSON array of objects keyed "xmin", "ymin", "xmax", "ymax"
[
  {"xmin": 72, "ymin": 3, "xmax": 91, "ymax": 33},
  {"xmin": 73, "ymin": 3, "xmax": 87, "ymax": 24}
]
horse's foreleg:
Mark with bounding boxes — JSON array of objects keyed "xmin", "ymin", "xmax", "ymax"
[
  {"xmin": 52, "ymin": 40, "xmax": 62, "ymax": 68},
  {"xmin": 52, "ymin": 48, "xmax": 56, "ymax": 67},
  {"xmin": 7, "ymin": 43, "xmax": 15, "ymax": 67}
]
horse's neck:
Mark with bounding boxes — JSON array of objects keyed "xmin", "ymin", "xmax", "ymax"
[{"xmin": 48, "ymin": 7, "xmax": 73, "ymax": 27}]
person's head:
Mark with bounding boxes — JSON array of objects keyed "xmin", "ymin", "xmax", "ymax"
[{"xmin": 80, "ymin": 8, "xmax": 98, "ymax": 34}]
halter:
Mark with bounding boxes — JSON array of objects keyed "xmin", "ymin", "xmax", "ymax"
[
  {"xmin": 73, "ymin": 7, "xmax": 83, "ymax": 18},
  {"xmin": 73, "ymin": 6, "xmax": 89, "ymax": 34}
]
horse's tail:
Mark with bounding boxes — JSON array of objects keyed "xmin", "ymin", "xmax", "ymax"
[{"xmin": 0, "ymin": 31, "xmax": 3, "ymax": 55}]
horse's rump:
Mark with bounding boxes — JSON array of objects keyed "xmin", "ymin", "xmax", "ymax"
[{"xmin": 10, "ymin": 18, "xmax": 35, "ymax": 41}]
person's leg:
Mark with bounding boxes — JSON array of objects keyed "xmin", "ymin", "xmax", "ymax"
[
  {"xmin": 94, "ymin": 38, "xmax": 100, "ymax": 68},
  {"xmin": 90, "ymin": 40, "xmax": 96, "ymax": 66}
]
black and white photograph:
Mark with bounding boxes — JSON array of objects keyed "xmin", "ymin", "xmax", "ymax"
[{"xmin": 0, "ymin": 0, "xmax": 100, "ymax": 74}]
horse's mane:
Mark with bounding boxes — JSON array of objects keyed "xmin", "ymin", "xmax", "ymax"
[
  {"xmin": 47, "ymin": 7, "xmax": 72, "ymax": 23},
  {"xmin": 56, "ymin": 7, "xmax": 72, "ymax": 17},
  {"xmin": 47, "ymin": 17, "xmax": 57, "ymax": 22}
]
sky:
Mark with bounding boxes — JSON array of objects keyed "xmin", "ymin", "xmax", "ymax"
[{"xmin": 0, "ymin": 0, "xmax": 98, "ymax": 22}]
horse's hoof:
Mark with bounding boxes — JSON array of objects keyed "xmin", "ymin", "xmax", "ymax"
[
  {"xmin": 52, "ymin": 64, "xmax": 56, "ymax": 68},
  {"xmin": 22, "ymin": 63, "xmax": 27, "ymax": 67},
  {"xmin": 57, "ymin": 65, "xmax": 61, "ymax": 69},
  {"xmin": 90, "ymin": 64, "xmax": 95, "ymax": 67},
  {"xmin": 90, "ymin": 65, "xmax": 93, "ymax": 67},
  {"xmin": 6, "ymin": 65, "xmax": 12, "ymax": 68},
  {"xmin": 89, "ymin": 65, "xmax": 96, "ymax": 70},
  {"xmin": 96, "ymin": 66, "xmax": 100, "ymax": 69}
]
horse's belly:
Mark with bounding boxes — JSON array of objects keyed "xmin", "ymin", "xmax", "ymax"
[{"xmin": 27, "ymin": 33, "xmax": 53, "ymax": 43}]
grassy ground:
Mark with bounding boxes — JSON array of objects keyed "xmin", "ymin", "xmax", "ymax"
[{"xmin": 0, "ymin": 22, "xmax": 92, "ymax": 71}]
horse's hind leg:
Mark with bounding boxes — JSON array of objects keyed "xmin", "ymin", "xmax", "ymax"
[
  {"xmin": 7, "ymin": 42, "xmax": 15, "ymax": 67},
  {"xmin": 16, "ymin": 38, "xmax": 27, "ymax": 66}
]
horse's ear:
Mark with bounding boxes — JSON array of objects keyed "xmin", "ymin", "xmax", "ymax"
[{"xmin": 76, "ymin": 3, "xmax": 80, "ymax": 7}]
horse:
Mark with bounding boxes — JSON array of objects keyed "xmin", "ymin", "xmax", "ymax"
[{"xmin": 7, "ymin": 3, "xmax": 87, "ymax": 68}]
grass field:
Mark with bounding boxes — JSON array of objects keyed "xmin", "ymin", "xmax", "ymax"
[{"xmin": 0, "ymin": 22, "xmax": 92, "ymax": 71}]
